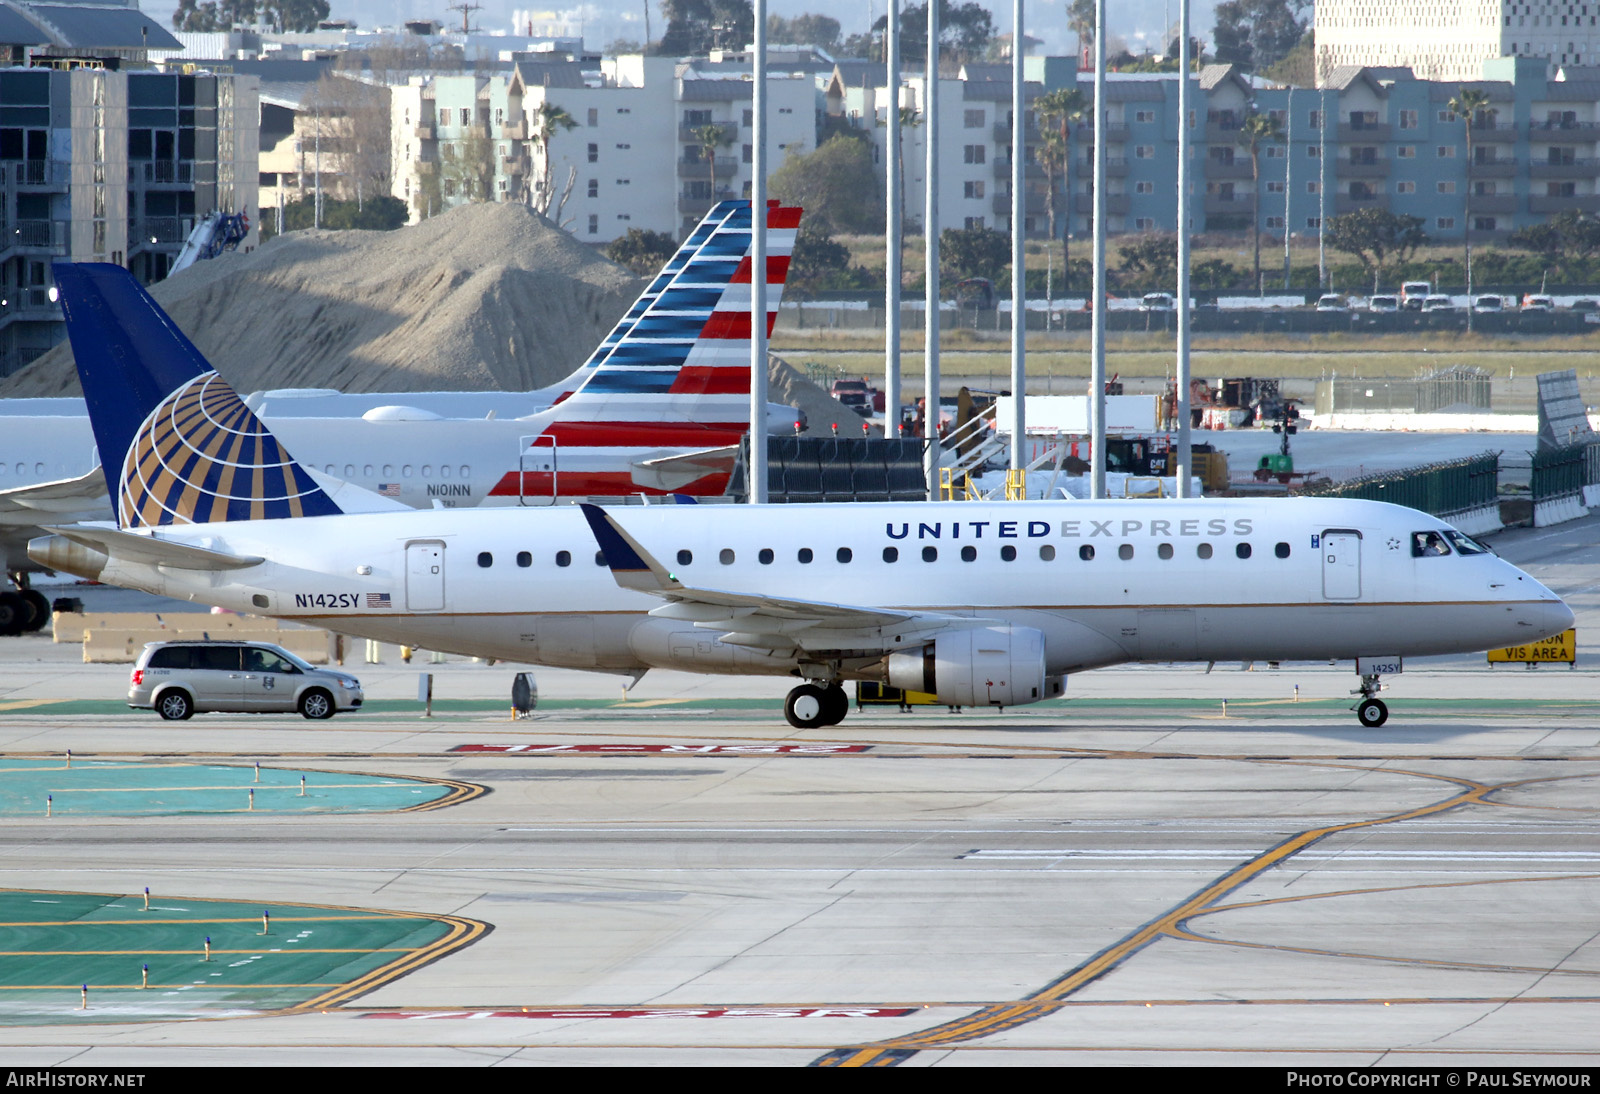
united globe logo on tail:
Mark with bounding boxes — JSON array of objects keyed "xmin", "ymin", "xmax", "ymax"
[{"xmin": 119, "ymin": 371, "xmax": 340, "ymax": 527}]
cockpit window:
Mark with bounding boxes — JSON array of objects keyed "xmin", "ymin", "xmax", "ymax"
[
  {"xmin": 1411, "ymin": 531, "xmax": 1452, "ymax": 557},
  {"xmin": 1444, "ymin": 530, "xmax": 1491, "ymax": 556}
]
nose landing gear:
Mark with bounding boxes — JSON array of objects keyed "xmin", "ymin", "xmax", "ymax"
[
  {"xmin": 1352, "ymin": 671, "xmax": 1389, "ymax": 727},
  {"xmin": 784, "ymin": 682, "xmax": 850, "ymax": 728}
]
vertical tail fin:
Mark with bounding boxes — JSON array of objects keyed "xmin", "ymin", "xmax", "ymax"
[
  {"xmin": 540, "ymin": 200, "xmax": 800, "ymax": 442},
  {"xmin": 52, "ymin": 262, "xmax": 343, "ymax": 528}
]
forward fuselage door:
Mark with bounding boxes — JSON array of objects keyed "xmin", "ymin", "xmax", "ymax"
[
  {"xmin": 405, "ymin": 540, "xmax": 446, "ymax": 611},
  {"xmin": 520, "ymin": 433, "xmax": 557, "ymax": 506},
  {"xmin": 1321, "ymin": 529, "xmax": 1362, "ymax": 599}
]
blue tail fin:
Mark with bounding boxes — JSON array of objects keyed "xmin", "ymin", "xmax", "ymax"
[{"xmin": 52, "ymin": 262, "xmax": 343, "ymax": 528}]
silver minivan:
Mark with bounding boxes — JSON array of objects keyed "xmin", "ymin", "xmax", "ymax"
[{"xmin": 129, "ymin": 641, "xmax": 364, "ymax": 720}]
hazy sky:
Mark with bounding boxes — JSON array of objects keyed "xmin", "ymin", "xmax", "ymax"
[{"xmin": 142, "ymin": 1, "xmax": 1229, "ymax": 58}]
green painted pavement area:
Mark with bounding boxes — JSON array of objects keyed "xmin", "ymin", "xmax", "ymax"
[
  {"xmin": 0, "ymin": 757, "xmax": 476, "ymax": 816},
  {"xmin": 0, "ymin": 889, "xmax": 482, "ymax": 1025}
]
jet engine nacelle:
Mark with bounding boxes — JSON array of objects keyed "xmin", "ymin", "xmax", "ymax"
[{"xmin": 886, "ymin": 625, "xmax": 1053, "ymax": 708}]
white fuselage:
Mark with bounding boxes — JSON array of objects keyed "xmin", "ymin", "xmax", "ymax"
[{"xmin": 43, "ymin": 497, "xmax": 1573, "ymax": 682}]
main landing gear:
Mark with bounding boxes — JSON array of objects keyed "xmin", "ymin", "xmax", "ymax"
[
  {"xmin": 1352, "ymin": 671, "xmax": 1388, "ymax": 728},
  {"xmin": 784, "ymin": 682, "xmax": 849, "ymax": 728},
  {"xmin": 0, "ymin": 572, "xmax": 50, "ymax": 637}
]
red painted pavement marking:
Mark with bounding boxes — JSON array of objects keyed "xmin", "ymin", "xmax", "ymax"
[{"xmin": 448, "ymin": 744, "xmax": 869, "ymax": 754}]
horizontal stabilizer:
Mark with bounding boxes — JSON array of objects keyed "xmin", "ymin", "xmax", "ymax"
[{"xmin": 40, "ymin": 523, "xmax": 263, "ymax": 571}]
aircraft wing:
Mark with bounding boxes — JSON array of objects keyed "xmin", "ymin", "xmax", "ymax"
[
  {"xmin": 580, "ymin": 503, "xmax": 993, "ymax": 653},
  {"xmin": 38, "ymin": 524, "xmax": 264, "ymax": 571}
]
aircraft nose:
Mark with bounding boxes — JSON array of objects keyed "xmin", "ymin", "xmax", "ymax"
[{"xmin": 1538, "ymin": 596, "xmax": 1577, "ymax": 638}]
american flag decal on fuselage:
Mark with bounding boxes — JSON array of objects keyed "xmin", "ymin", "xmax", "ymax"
[{"xmin": 366, "ymin": 592, "xmax": 392, "ymax": 608}]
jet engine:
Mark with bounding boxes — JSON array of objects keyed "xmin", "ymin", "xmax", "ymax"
[{"xmin": 885, "ymin": 625, "xmax": 1053, "ymax": 708}]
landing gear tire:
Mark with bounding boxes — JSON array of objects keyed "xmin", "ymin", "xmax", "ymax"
[
  {"xmin": 0, "ymin": 591, "xmax": 23, "ymax": 637},
  {"xmin": 820, "ymin": 684, "xmax": 849, "ymax": 726},
  {"xmin": 1356, "ymin": 698, "xmax": 1388, "ymax": 728},
  {"xmin": 784, "ymin": 684, "xmax": 829, "ymax": 729},
  {"xmin": 20, "ymin": 590, "xmax": 49, "ymax": 633}
]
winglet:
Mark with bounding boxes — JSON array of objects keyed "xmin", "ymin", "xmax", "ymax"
[{"xmin": 579, "ymin": 503, "xmax": 681, "ymax": 593}]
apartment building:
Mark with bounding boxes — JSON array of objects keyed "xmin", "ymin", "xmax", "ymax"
[
  {"xmin": 1315, "ymin": 0, "xmax": 1600, "ymax": 83},
  {"xmin": 0, "ymin": 2, "xmax": 258, "ymax": 377},
  {"xmin": 390, "ymin": 53, "xmax": 817, "ymax": 242}
]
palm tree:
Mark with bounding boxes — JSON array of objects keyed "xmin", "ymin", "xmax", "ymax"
[
  {"xmin": 1034, "ymin": 87, "xmax": 1087, "ymax": 290},
  {"xmin": 533, "ymin": 103, "xmax": 577, "ymax": 214},
  {"xmin": 1449, "ymin": 87, "xmax": 1491, "ymax": 323},
  {"xmin": 1067, "ymin": 0, "xmax": 1094, "ymax": 62},
  {"xmin": 693, "ymin": 123, "xmax": 734, "ymax": 205},
  {"xmin": 1238, "ymin": 110, "xmax": 1285, "ymax": 292}
]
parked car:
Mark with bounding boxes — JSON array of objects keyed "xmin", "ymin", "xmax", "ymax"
[
  {"xmin": 1421, "ymin": 294, "xmax": 1458, "ymax": 312},
  {"xmin": 1522, "ymin": 293, "xmax": 1555, "ymax": 312},
  {"xmin": 1367, "ymin": 295, "xmax": 1400, "ymax": 313},
  {"xmin": 1400, "ymin": 281, "xmax": 1432, "ymax": 310},
  {"xmin": 1315, "ymin": 293, "xmax": 1349, "ymax": 312},
  {"xmin": 1140, "ymin": 292, "xmax": 1176, "ymax": 311},
  {"xmin": 1472, "ymin": 294, "xmax": 1505, "ymax": 313},
  {"xmin": 128, "ymin": 640, "xmax": 364, "ymax": 720},
  {"xmin": 829, "ymin": 378, "xmax": 877, "ymax": 418}
]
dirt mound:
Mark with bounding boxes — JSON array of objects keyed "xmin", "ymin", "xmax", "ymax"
[{"xmin": 0, "ymin": 202, "xmax": 644, "ymax": 397}]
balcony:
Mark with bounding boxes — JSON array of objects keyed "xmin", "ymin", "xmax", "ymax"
[
  {"xmin": 1467, "ymin": 120, "xmax": 1518, "ymax": 142},
  {"xmin": 131, "ymin": 217, "xmax": 193, "ymax": 246},
  {"xmin": 0, "ymin": 287, "xmax": 61, "ymax": 318},
  {"xmin": 0, "ymin": 160, "xmax": 67, "ymax": 187},
  {"xmin": 1103, "ymin": 156, "xmax": 1129, "ymax": 177},
  {"xmin": 413, "ymin": 124, "xmax": 435, "ymax": 140},
  {"xmin": 1204, "ymin": 121, "xmax": 1245, "ymax": 142},
  {"xmin": 1336, "ymin": 158, "xmax": 1390, "ymax": 178},
  {"xmin": 1334, "ymin": 194, "xmax": 1384, "ymax": 214},
  {"xmin": 0, "ymin": 219, "xmax": 68, "ymax": 252},
  {"xmin": 1467, "ymin": 157, "xmax": 1517, "ymax": 177},
  {"xmin": 1075, "ymin": 193, "xmax": 1130, "ymax": 214},
  {"xmin": 138, "ymin": 160, "xmax": 194, "ymax": 185},
  {"xmin": 1531, "ymin": 194, "xmax": 1600, "ymax": 213},
  {"xmin": 1075, "ymin": 121, "xmax": 1129, "ymax": 139},
  {"xmin": 1466, "ymin": 195, "xmax": 1517, "ymax": 213},
  {"xmin": 991, "ymin": 190, "xmax": 1050, "ymax": 216},
  {"xmin": 1532, "ymin": 119, "xmax": 1600, "ymax": 132},
  {"xmin": 1337, "ymin": 122, "xmax": 1392, "ymax": 141},
  {"xmin": 677, "ymin": 156, "xmax": 739, "ymax": 179},
  {"xmin": 1205, "ymin": 159, "xmax": 1254, "ymax": 179},
  {"xmin": 1530, "ymin": 158, "xmax": 1600, "ymax": 179},
  {"xmin": 678, "ymin": 122, "xmax": 738, "ymax": 142},
  {"xmin": 502, "ymin": 119, "xmax": 528, "ymax": 140},
  {"xmin": 1203, "ymin": 193, "xmax": 1256, "ymax": 213},
  {"xmin": 991, "ymin": 159, "xmax": 1044, "ymax": 180},
  {"xmin": 992, "ymin": 122, "xmax": 1040, "ymax": 141}
]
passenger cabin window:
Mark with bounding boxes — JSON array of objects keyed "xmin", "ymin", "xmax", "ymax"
[
  {"xmin": 1118, "ymin": 544, "xmax": 1134, "ymax": 560},
  {"xmin": 1157, "ymin": 543, "xmax": 1173, "ymax": 559},
  {"xmin": 759, "ymin": 548, "xmax": 774, "ymax": 564},
  {"xmin": 1412, "ymin": 531, "xmax": 1451, "ymax": 557},
  {"xmin": 719, "ymin": 549, "xmax": 735, "ymax": 564},
  {"xmin": 1079, "ymin": 545, "xmax": 1095, "ymax": 561},
  {"xmin": 836, "ymin": 547, "xmax": 853, "ymax": 563},
  {"xmin": 677, "ymin": 549, "xmax": 693, "ymax": 565},
  {"xmin": 477, "ymin": 552, "xmax": 493, "ymax": 567},
  {"xmin": 1236, "ymin": 543, "xmax": 1252, "ymax": 559},
  {"xmin": 883, "ymin": 546, "xmax": 899, "ymax": 562},
  {"xmin": 594, "ymin": 551, "xmax": 606, "ymax": 566},
  {"xmin": 923, "ymin": 546, "xmax": 938, "ymax": 562},
  {"xmin": 1275, "ymin": 542, "xmax": 1291, "ymax": 559},
  {"xmin": 798, "ymin": 548, "xmax": 813, "ymax": 563},
  {"xmin": 516, "ymin": 551, "xmax": 531, "ymax": 567},
  {"xmin": 556, "ymin": 550, "xmax": 571, "ymax": 567},
  {"xmin": 1197, "ymin": 543, "xmax": 1213, "ymax": 559},
  {"xmin": 1039, "ymin": 545, "xmax": 1055, "ymax": 561},
  {"xmin": 999, "ymin": 545, "xmax": 1016, "ymax": 561},
  {"xmin": 962, "ymin": 545, "xmax": 977, "ymax": 562}
]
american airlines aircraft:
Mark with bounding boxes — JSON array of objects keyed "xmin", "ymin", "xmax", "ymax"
[
  {"xmin": 0, "ymin": 201, "xmax": 799, "ymax": 615},
  {"xmin": 28, "ymin": 262, "xmax": 1574, "ymax": 729}
]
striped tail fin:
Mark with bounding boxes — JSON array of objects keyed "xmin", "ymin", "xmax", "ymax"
[
  {"xmin": 52, "ymin": 262, "xmax": 343, "ymax": 528},
  {"xmin": 534, "ymin": 200, "xmax": 801, "ymax": 447}
]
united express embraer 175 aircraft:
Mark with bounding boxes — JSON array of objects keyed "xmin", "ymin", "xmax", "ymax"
[
  {"xmin": 30, "ymin": 262, "xmax": 1574, "ymax": 729},
  {"xmin": 0, "ymin": 201, "xmax": 799, "ymax": 588}
]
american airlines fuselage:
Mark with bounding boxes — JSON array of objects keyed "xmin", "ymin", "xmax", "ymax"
[{"xmin": 37, "ymin": 497, "xmax": 1571, "ymax": 683}]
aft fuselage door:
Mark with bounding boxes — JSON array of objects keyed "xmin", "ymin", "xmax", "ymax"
[
  {"xmin": 520, "ymin": 433, "xmax": 557, "ymax": 506},
  {"xmin": 405, "ymin": 540, "xmax": 446, "ymax": 611},
  {"xmin": 1321, "ymin": 529, "xmax": 1362, "ymax": 600}
]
